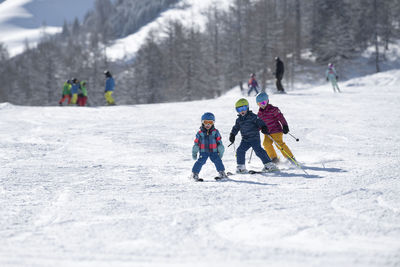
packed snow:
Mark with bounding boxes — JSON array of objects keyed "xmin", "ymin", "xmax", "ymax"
[
  {"xmin": 1, "ymin": 70, "xmax": 400, "ymax": 267},
  {"xmin": 0, "ymin": 0, "xmax": 96, "ymax": 56}
]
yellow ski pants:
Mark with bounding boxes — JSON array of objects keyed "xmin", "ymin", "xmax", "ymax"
[
  {"xmin": 104, "ymin": 91, "xmax": 115, "ymax": 105},
  {"xmin": 263, "ymin": 132, "xmax": 294, "ymax": 160},
  {"xmin": 70, "ymin": 94, "xmax": 78, "ymax": 105}
]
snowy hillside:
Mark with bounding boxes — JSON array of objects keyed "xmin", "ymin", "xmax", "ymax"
[
  {"xmin": 0, "ymin": 0, "xmax": 233, "ymax": 59},
  {"xmin": 106, "ymin": 0, "xmax": 234, "ymax": 61},
  {"xmin": 1, "ymin": 69, "xmax": 400, "ymax": 266},
  {"xmin": 0, "ymin": 0, "xmax": 96, "ymax": 56}
]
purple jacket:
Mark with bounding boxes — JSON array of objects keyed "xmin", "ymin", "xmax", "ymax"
[
  {"xmin": 257, "ymin": 104, "xmax": 288, "ymax": 134},
  {"xmin": 248, "ymin": 78, "xmax": 258, "ymax": 88}
]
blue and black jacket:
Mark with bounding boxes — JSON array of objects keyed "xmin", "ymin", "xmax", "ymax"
[{"xmin": 230, "ymin": 111, "xmax": 265, "ymax": 141}]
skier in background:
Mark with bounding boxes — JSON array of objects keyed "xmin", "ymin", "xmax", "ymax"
[
  {"xmin": 77, "ymin": 80, "xmax": 88, "ymax": 106},
  {"xmin": 256, "ymin": 92, "xmax": 295, "ymax": 164},
  {"xmin": 229, "ymin": 98, "xmax": 278, "ymax": 173},
  {"xmin": 70, "ymin": 78, "xmax": 80, "ymax": 105},
  {"xmin": 274, "ymin": 57, "xmax": 285, "ymax": 93},
  {"xmin": 191, "ymin": 112, "xmax": 228, "ymax": 182},
  {"xmin": 104, "ymin": 70, "xmax": 116, "ymax": 105},
  {"xmin": 58, "ymin": 80, "xmax": 72, "ymax": 106},
  {"xmin": 247, "ymin": 73, "xmax": 259, "ymax": 96},
  {"xmin": 326, "ymin": 63, "xmax": 341, "ymax": 93}
]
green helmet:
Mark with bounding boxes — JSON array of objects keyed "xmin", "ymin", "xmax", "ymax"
[{"xmin": 235, "ymin": 98, "xmax": 249, "ymax": 108}]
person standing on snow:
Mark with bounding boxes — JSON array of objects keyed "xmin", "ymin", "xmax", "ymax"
[
  {"xmin": 104, "ymin": 70, "xmax": 116, "ymax": 105},
  {"xmin": 247, "ymin": 73, "xmax": 260, "ymax": 96},
  {"xmin": 77, "ymin": 80, "xmax": 88, "ymax": 106},
  {"xmin": 326, "ymin": 63, "xmax": 341, "ymax": 93},
  {"xmin": 70, "ymin": 78, "xmax": 80, "ymax": 105},
  {"xmin": 256, "ymin": 92, "xmax": 295, "ymax": 164},
  {"xmin": 191, "ymin": 112, "xmax": 228, "ymax": 182},
  {"xmin": 58, "ymin": 80, "xmax": 72, "ymax": 106},
  {"xmin": 229, "ymin": 98, "xmax": 279, "ymax": 173},
  {"xmin": 274, "ymin": 57, "xmax": 285, "ymax": 93}
]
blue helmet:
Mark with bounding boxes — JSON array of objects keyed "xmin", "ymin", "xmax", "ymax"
[
  {"xmin": 256, "ymin": 92, "xmax": 269, "ymax": 104},
  {"xmin": 201, "ymin": 112, "xmax": 215, "ymax": 122}
]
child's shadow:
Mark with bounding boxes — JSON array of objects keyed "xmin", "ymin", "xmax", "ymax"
[
  {"xmin": 267, "ymin": 171, "xmax": 323, "ymax": 179},
  {"xmin": 205, "ymin": 177, "xmax": 277, "ymax": 186},
  {"xmin": 226, "ymin": 178, "xmax": 278, "ymax": 186},
  {"xmin": 303, "ymin": 165, "xmax": 347, "ymax": 173}
]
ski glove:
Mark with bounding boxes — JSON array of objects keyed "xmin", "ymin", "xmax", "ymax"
[
  {"xmin": 217, "ymin": 145, "xmax": 225, "ymax": 159},
  {"xmin": 192, "ymin": 145, "xmax": 199, "ymax": 160},
  {"xmin": 229, "ymin": 133, "xmax": 235, "ymax": 143},
  {"xmin": 282, "ymin": 125, "xmax": 289, "ymax": 134},
  {"xmin": 261, "ymin": 126, "xmax": 269, "ymax": 134}
]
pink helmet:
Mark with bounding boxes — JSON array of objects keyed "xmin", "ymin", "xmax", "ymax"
[{"xmin": 328, "ymin": 63, "xmax": 334, "ymax": 68}]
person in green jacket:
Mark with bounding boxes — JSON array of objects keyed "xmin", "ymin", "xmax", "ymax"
[
  {"xmin": 78, "ymin": 80, "xmax": 88, "ymax": 106},
  {"xmin": 58, "ymin": 80, "xmax": 72, "ymax": 105}
]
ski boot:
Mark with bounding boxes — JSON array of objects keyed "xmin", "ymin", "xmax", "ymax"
[
  {"xmin": 215, "ymin": 171, "xmax": 229, "ymax": 181},
  {"xmin": 262, "ymin": 162, "xmax": 279, "ymax": 172},
  {"xmin": 271, "ymin": 157, "xmax": 280, "ymax": 164},
  {"xmin": 236, "ymin": 164, "xmax": 248, "ymax": 174},
  {"xmin": 191, "ymin": 172, "xmax": 203, "ymax": 182}
]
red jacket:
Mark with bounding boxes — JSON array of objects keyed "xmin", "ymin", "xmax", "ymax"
[{"xmin": 257, "ymin": 104, "xmax": 288, "ymax": 134}]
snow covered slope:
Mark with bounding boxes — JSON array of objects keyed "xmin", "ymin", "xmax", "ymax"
[
  {"xmin": 1, "ymin": 70, "xmax": 400, "ymax": 267},
  {"xmin": 0, "ymin": 0, "xmax": 96, "ymax": 56},
  {"xmin": 106, "ymin": 0, "xmax": 234, "ymax": 61}
]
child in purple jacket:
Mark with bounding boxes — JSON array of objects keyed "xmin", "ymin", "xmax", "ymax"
[{"xmin": 256, "ymin": 92, "xmax": 295, "ymax": 163}]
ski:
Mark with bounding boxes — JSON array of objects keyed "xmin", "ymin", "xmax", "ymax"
[
  {"xmin": 214, "ymin": 172, "xmax": 233, "ymax": 181},
  {"xmin": 248, "ymin": 170, "xmax": 265, "ymax": 174},
  {"xmin": 248, "ymin": 169, "xmax": 280, "ymax": 174}
]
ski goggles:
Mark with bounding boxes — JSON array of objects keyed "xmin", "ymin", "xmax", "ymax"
[
  {"xmin": 202, "ymin": 120, "xmax": 214, "ymax": 125},
  {"xmin": 236, "ymin": 105, "xmax": 248, "ymax": 113},
  {"xmin": 258, "ymin": 100, "xmax": 268, "ymax": 106}
]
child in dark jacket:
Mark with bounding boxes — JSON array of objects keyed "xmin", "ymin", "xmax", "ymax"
[
  {"xmin": 191, "ymin": 112, "xmax": 228, "ymax": 182},
  {"xmin": 229, "ymin": 98, "xmax": 279, "ymax": 173},
  {"xmin": 256, "ymin": 92, "xmax": 295, "ymax": 163}
]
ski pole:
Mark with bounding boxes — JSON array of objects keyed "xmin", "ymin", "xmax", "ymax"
[
  {"xmin": 228, "ymin": 142, "xmax": 236, "ymax": 158},
  {"xmin": 248, "ymin": 148, "xmax": 253, "ymax": 164},
  {"xmin": 289, "ymin": 133, "xmax": 299, "ymax": 142},
  {"xmin": 267, "ymin": 135, "xmax": 309, "ymax": 176}
]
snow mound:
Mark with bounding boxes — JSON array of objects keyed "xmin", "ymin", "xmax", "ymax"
[{"xmin": 0, "ymin": 102, "xmax": 15, "ymax": 110}]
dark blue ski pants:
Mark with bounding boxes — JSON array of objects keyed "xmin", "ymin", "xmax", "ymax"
[
  {"xmin": 248, "ymin": 86, "xmax": 259, "ymax": 96},
  {"xmin": 192, "ymin": 152, "xmax": 225, "ymax": 174},
  {"xmin": 237, "ymin": 139, "xmax": 271, "ymax": 165}
]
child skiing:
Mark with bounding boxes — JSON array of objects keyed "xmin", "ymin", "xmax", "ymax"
[
  {"xmin": 229, "ymin": 98, "xmax": 278, "ymax": 173},
  {"xmin": 256, "ymin": 92, "xmax": 295, "ymax": 164},
  {"xmin": 70, "ymin": 78, "xmax": 79, "ymax": 105},
  {"xmin": 77, "ymin": 80, "xmax": 88, "ymax": 106},
  {"xmin": 326, "ymin": 63, "xmax": 341, "ymax": 93},
  {"xmin": 104, "ymin": 70, "xmax": 116, "ymax": 105},
  {"xmin": 247, "ymin": 73, "xmax": 260, "ymax": 96},
  {"xmin": 191, "ymin": 112, "xmax": 228, "ymax": 182},
  {"xmin": 58, "ymin": 80, "xmax": 72, "ymax": 105}
]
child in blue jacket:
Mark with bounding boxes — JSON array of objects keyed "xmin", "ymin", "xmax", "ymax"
[
  {"xmin": 191, "ymin": 112, "xmax": 228, "ymax": 182},
  {"xmin": 229, "ymin": 98, "xmax": 279, "ymax": 173}
]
